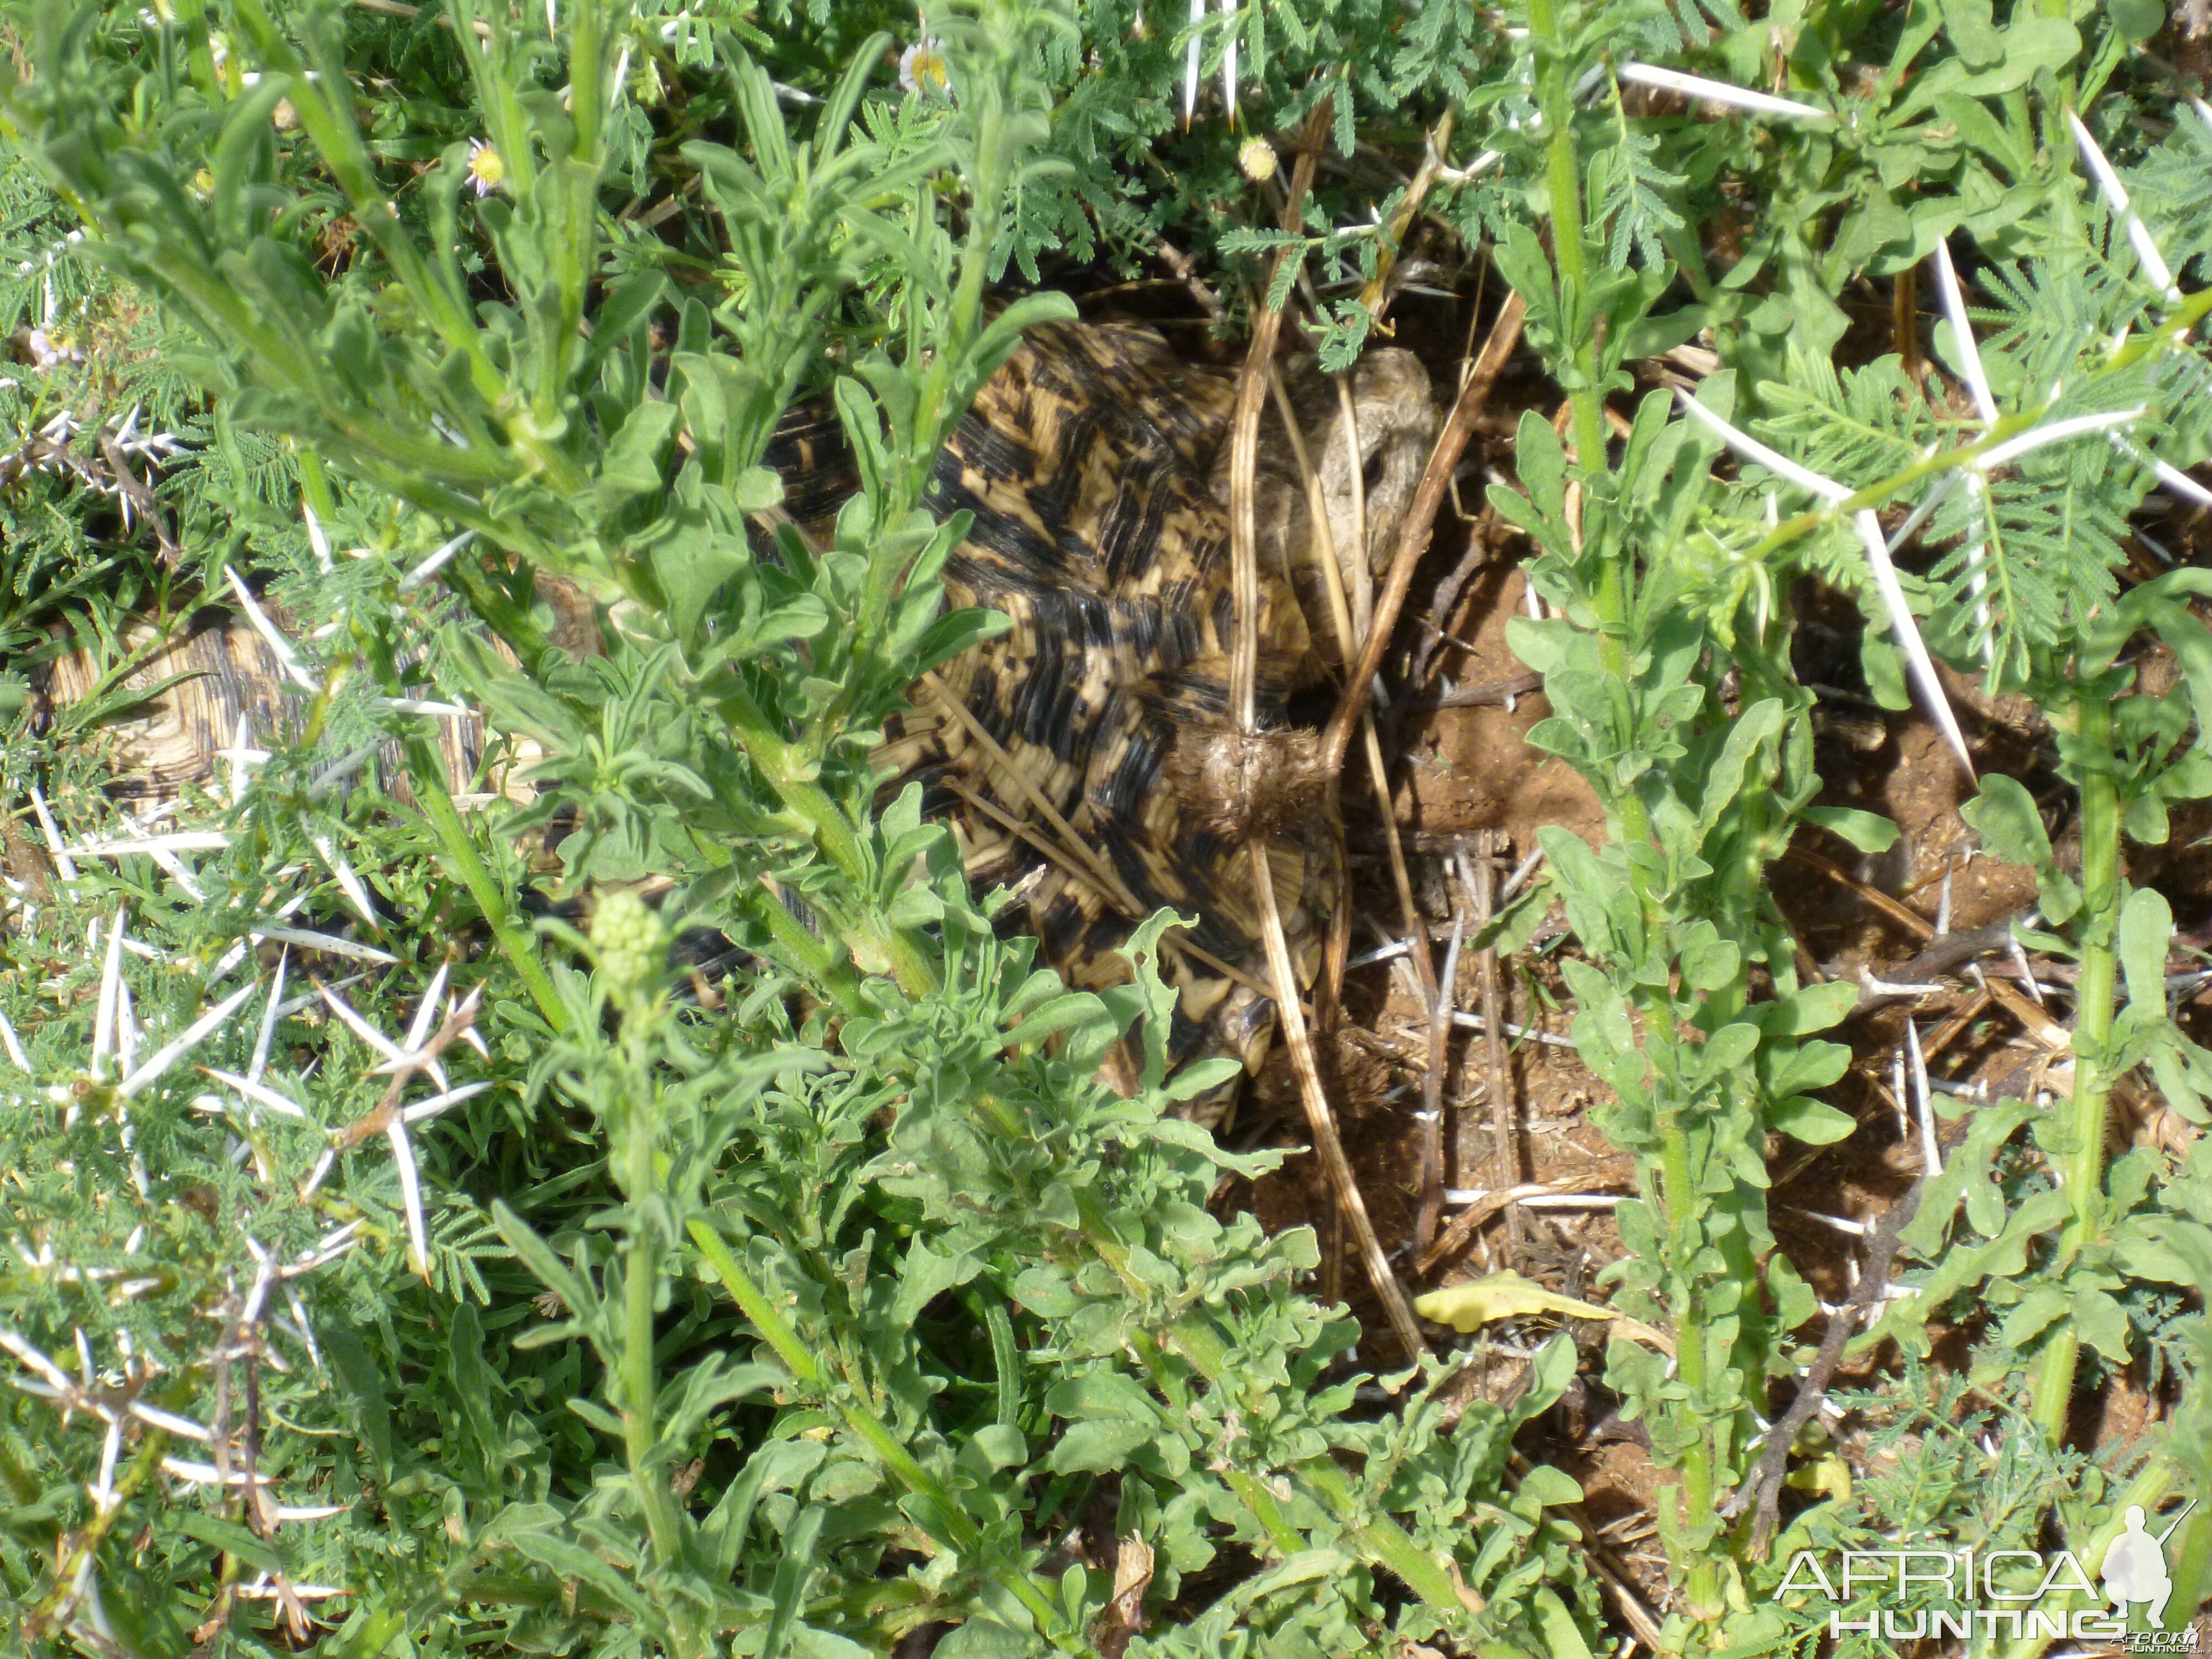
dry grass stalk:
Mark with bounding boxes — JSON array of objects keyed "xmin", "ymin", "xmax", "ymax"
[
  {"xmin": 1264, "ymin": 356, "xmax": 1447, "ymax": 1246},
  {"xmin": 1321, "ymin": 288, "xmax": 1526, "ymax": 778},
  {"xmin": 1224, "ymin": 100, "xmax": 1424, "ymax": 1360},
  {"xmin": 1472, "ymin": 831, "xmax": 1525, "ymax": 1255}
]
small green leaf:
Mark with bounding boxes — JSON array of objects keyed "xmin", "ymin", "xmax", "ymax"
[
  {"xmin": 933, "ymin": 1617, "xmax": 1036, "ymax": 1659},
  {"xmin": 2119, "ymin": 885, "xmax": 2173, "ymax": 1014},
  {"xmin": 1770, "ymin": 1095, "xmax": 1857, "ymax": 1145},
  {"xmin": 1534, "ymin": 1587, "xmax": 1597, "ymax": 1659},
  {"xmin": 1767, "ymin": 1252, "xmax": 1818, "ymax": 1332},
  {"xmin": 1938, "ymin": 0, "xmax": 2005, "ymax": 67},
  {"xmin": 2109, "ymin": 0, "xmax": 2163, "ymax": 41},
  {"xmin": 509, "ymin": 1529, "xmax": 652, "ymax": 1613},
  {"xmin": 2071, "ymin": 1286, "xmax": 2135, "ymax": 1366},
  {"xmin": 1699, "ymin": 1021, "xmax": 1761, "ymax": 1078},
  {"xmin": 1765, "ymin": 979, "xmax": 1860, "ymax": 1037},
  {"xmin": 180, "ymin": 1512, "xmax": 285, "ymax": 1574},
  {"xmin": 1046, "ymin": 1417, "xmax": 1156, "ymax": 1474},
  {"xmin": 2127, "ymin": 790, "xmax": 2173, "ymax": 845},
  {"xmin": 1802, "ymin": 806, "xmax": 1898, "ymax": 854},
  {"xmin": 1515, "ymin": 1461, "xmax": 1585, "ymax": 1515},
  {"xmin": 1678, "ymin": 920, "xmax": 1741, "ymax": 992},
  {"xmin": 1999, "ymin": 1284, "xmax": 2072, "ymax": 1348},
  {"xmin": 1961, "ymin": 774, "xmax": 2055, "ymax": 872},
  {"xmin": 732, "ymin": 465, "xmax": 784, "ymax": 512}
]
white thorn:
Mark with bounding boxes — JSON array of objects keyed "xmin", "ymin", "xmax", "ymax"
[
  {"xmin": 1218, "ymin": 0, "xmax": 1237, "ymax": 113},
  {"xmin": 389, "ymin": 1119, "xmax": 429, "ymax": 1279},
  {"xmin": 1675, "ymin": 390, "xmax": 1850, "ymax": 503},
  {"xmin": 249, "ymin": 949, "xmax": 289, "ymax": 1088},
  {"xmin": 2065, "ymin": 108, "xmax": 2179, "ymax": 303},
  {"xmin": 1618, "ymin": 62, "xmax": 1830, "ymax": 122},
  {"xmin": 2113, "ymin": 433, "xmax": 2212, "ymax": 509},
  {"xmin": 222, "ymin": 566, "xmax": 320, "ymax": 691},
  {"xmin": 28, "ymin": 786, "xmax": 79, "ymax": 884},
  {"xmin": 399, "ymin": 529, "xmax": 475, "ymax": 592},
  {"xmin": 302, "ymin": 504, "xmax": 334, "ymax": 575},
  {"xmin": 309, "ymin": 834, "xmax": 378, "ymax": 930},
  {"xmin": 1931, "ymin": 241, "xmax": 1999, "ymax": 426},
  {"xmin": 1852, "ymin": 508, "xmax": 1975, "ymax": 778},
  {"xmin": 1973, "ymin": 407, "xmax": 2145, "ymax": 474},
  {"xmin": 92, "ymin": 910, "xmax": 126, "ymax": 1077},
  {"xmin": 202, "ymin": 1068, "xmax": 312, "ymax": 1122},
  {"xmin": 1906, "ymin": 1019, "xmax": 1941, "ymax": 1176},
  {"xmin": 258, "ymin": 926, "xmax": 397, "ymax": 966},
  {"xmin": 399, "ymin": 1081, "xmax": 494, "ymax": 1125},
  {"xmin": 118, "ymin": 980, "xmax": 261, "ymax": 1099},
  {"xmin": 1182, "ymin": 0, "xmax": 1202, "ymax": 124},
  {"xmin": 316, "ymin": 984, "xmax": 405, "ymax": 1065},
  {"xmin": 402, "ymin": 960, "xmax": 451, "ymax": 1056}
]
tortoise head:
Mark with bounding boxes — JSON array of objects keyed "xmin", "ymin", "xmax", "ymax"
[
  {"xmin": 1307, "ymin": 347, "xmax": 1441, "ymax": 581},
  {"xmin": 1242, "ymin": 346, "xmax": 1440, "ymax": 667}
]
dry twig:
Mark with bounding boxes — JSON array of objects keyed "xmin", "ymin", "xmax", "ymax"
[
  {"xmin": 1321, "ymin": 290, "xmax": 1527, "ymax": 776},
  {"xmin": 1719, "ymin": 1177, "xmax": 1929, "ymax": 1556},
  {"xmin": 1788, "ymin": 846, "xmax": 2069, "ymax": 1048},
  {"xmin": 1226, "ymin": 100, "xmax": 1425, "ymax": 1361}
]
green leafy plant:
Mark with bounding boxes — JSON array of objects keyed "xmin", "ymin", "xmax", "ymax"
[
  {"xmin": 1462, "ymin": 0, "xmax": 2212, "ymax": 1644},
  {"xmin": 0, "ymin": 0, "xmax": 1600, "ymax": 1650},
  {"xmin": 6, "ymin": 0, "xmax": 2212, "ymax": 1651}
]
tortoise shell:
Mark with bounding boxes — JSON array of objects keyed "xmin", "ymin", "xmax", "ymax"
[{"xmin": 28, "ymin": 317, "xmax": 1438, "ymax": 1093}]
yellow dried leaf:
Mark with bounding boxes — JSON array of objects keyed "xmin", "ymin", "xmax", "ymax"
[
  {"xmin": 1785, "ymin": 1452, "xmax": 1852, "ymax": 1503},
  {"xmin": 1413, "ymin": 1271, "xmax": 1674, "ymax": 1353}
]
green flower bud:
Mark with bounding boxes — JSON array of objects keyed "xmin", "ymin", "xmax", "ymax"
[{"xmin": 591, "ymin": 889, "xmax": 665, "ymax": 1006}]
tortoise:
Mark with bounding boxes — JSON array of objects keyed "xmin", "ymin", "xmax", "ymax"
[{"xmin": 21, "ymin": 317, "xmax": 1439, "ymax": 1085}]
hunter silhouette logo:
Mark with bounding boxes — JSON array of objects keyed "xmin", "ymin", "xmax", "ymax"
[
  {"xmin": 2106, "ymin": 1503, "xmax": 2194, "ymax": 1631},
  {"xmin": 2106, "ymin": 1507, "xmax": 2174, "ymax": 1628}
]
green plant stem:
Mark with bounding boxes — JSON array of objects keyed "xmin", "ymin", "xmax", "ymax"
[
  {"xmin": 406, "ymin": 740, "xmax": 569, "ymax": 1032},
  {"xmin": 1050, "ymin": 1170, "xmax": 1487, "ymax": 1630},
  {"xmin": 2033, "ymin": 691, "xmax": 2122, "ymax": 1441},
  {"xmin": 541, "ymin": 0, "xmax": 608, "ymax": 441},
  {"xmin": 620, "ymin": 1081, "xmax": 691, "ymax": 1599},
  {"xmin": 1525, "ymin": 0, "xmax": 1650, "ymax": 871},
  {"xmin": 226, "ymin": 0, "xmax": 517, "ymax": 420},
  {"xmin": 912, "ymin": 57, "xmax": 1005, "ymax": 505},
  {"xmin": 843, "ymin": 50, "xmax": 1008, "ymax": 726},
  {"xmin": 24, "ymin": 1429, "xmax": 169, "ymax": 1640},
  {"xmin": 687, "ymin": 1222, "xmax": 1084, "ymax": 1649},
  {"xmin": 1528, "ymin": 0, "xmax": 1717, "ymax": 1612},
  {"xmin": 1525, "ymin": 0, "xmax": 1608, "ymax": 480},
  {"xmin": 750, "ymin": 1081, "xmax": 1491, "ymax": 1639},
  {"xmin": 742, "ymin": 885, "xmax": 865, "ymax": 1015},
  {"xmin": 714, "ymin": 682, "xmax": 938, "ymax": 997},
  {"xmin": 1743, "ymin": 288, "xmax": 2212, "ymax": 569}
]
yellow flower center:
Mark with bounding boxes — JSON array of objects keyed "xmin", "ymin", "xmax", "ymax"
[
  {"xmin": 469, "ymin": 144, "xmax": 505, "ymax": 191},
  {"xmin": 904, "ymin": 46, "xmax": 950, "ymax": 97}
]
